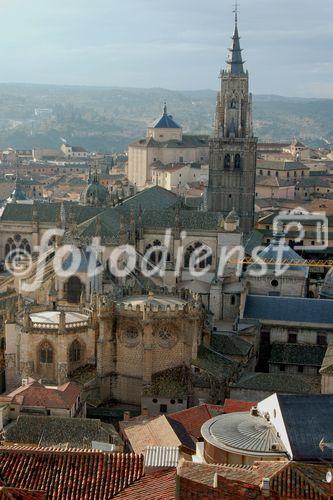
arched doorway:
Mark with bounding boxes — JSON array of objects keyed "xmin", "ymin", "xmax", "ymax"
[{"xmin": 65, "ymin": 276, "xmax": 83, "ymax": 304}]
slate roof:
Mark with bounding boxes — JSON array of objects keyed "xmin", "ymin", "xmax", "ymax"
[
  {"xmin": 231, "ymin": 372, "xmax": 321, "ymax": 395},
  {"xmin": 193, "ymin": 345, "xmax": 237, "ymax": 381},
  {"xmin": 211, "ymin": 333, "xmax": 253, "ymax": 358},
  {"xmin": 245, "ymin": 238, "xmax": 308, "ymax": 273},
  {"xmin": 142, "ymin": 208, "xmax": 221, "ymax": 231},
  {"xmin": 244, "ymin": 229, "xmax": 264, "ymax": 255},
  {"xmin": 270, "ymin": 462, "xmax": 332, "ymax": 499},
  {"xmin": 1, "ymin": 201, "xmax": 104, "ymax": 224},
  {"xmin": 4, "ymin": 415, "xmax": 122, "ymax": 448},
  {"xmin": 244, "ymin": 295, "xmax": 333, "ymax": 325},
  {"xmin": 130, "ymin": 135, "xmax": 209, "ymax": 149},
  {"xmin": 270, "ymin": 343, "xmax": 326, "ymax": 367},
  {"xmin": 0, "ymin": 445, "xmax": 144, "ymax": 499},
  {"xmin": 296, "ymin": 177, "xmax": 331, "ymax": 188},
  {"xmin": 152, "ymin": 105, "xmax": 181, "ymax": 129},
  {"xmin": 258, "ymin": 160, "xmax": 309, "ymax": 171},
  {"xmin": 277, "ymin": 394, "xmax": 333, "ymax": 461},
  {"xmin": 152, "ymin": 114, "xmax": 181, "ymax": 129},
  {"xmin": 227, "ymin": 23, "xmax": 245, "ymax": 75},
  {"xmin": 119, "ymin": 185, "xmax": 179, "ymax": 212}
]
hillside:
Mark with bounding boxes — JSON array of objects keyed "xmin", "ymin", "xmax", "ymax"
[{"xmin": 0, "ymin": 83, "xmax": 332, "ymax": 152}]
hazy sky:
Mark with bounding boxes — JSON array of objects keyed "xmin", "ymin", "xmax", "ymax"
[{"xmin": 0, "ymin": 0, "xmax": 332, "ymax": 97}]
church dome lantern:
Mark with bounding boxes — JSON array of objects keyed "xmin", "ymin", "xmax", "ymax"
[
  {"xmin": 147, "ymin": 102, "xmax": 183, "ymax": 143},
  {"xmin": 81, "ymin": 166, "xmax": 110, "ymax": 207}
]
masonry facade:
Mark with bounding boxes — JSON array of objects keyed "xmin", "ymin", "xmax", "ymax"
[{"xmin": 207, "ymin": 13, "xmax": 257, "ymax": 233}]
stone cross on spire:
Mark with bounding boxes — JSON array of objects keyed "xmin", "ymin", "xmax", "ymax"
[{"xmin": 227, "ymin": 1, "xmax": 245, "ymax": 75}]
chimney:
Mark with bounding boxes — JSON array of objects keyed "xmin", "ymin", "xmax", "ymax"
[
  {"xmin": 261, "ymin": 478, "xmax": 270, "ymax": 498},
  {"xmin": 123, "ymin": 411, "xmax": 131, "ymax": 422},
  {"xmin": 142, "ymin": 407, "xmax": 149, "ymax": 418}
]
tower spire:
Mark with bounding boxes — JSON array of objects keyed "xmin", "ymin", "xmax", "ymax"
[
  {"xmin": 227, "ymin": 2, "xmax": 245, "ymax": 75},
  {"xmin": 233, "ymin": 0, "xmax": 239, "ymax": 25}
]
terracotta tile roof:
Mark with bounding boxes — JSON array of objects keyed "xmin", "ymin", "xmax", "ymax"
[
  {"xmin": 178, "ymin": 460, "xmax": 333, "ymax": 499},
  {"xmin": 0, "ymin": 445, "xmax": 144, "ymax": 499},
  {"xmin": 116, "ymin": 468, "xmax": 176, "ymax": 499},
  {"xmin": 123, "ymin": 415, "xmax": 195, "ymax": 455},
  {"xmin": 119, "ymin": 415, "xmax": 157, "ymax": 437},
  {"xmin": 222, "ymin": 399, "xmax": 257, "ymax": 414},
  {"xmin": 0, "ymin": 381, "xmax": 80, "ymax": 410},
  {"xmin": 168, "ymin": 404, "xmax": 224, "ymax": 440},
  {"xmin": 177, "ymin": 460, "xmax": 286, "ymax": 489},
  {"xmin": 0, "ymin": 486, "xmax": 46, "ymax": 499}
]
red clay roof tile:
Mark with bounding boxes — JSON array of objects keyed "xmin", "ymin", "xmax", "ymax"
[
  {"xmin": 222, "ymin": 399, "xmax": 256, "ymax": 414},
  {"xmin": 168, "ymin": 404, "xmax": 224, "ymax": 440},
  {"xmin": 0, "ymin": 446, "xmax": 144, "ymax": 499},
  {"xmin": 0, "ymin": 381, "xmax": 81, "ymax": 410},
  {"xmin": 116, "ymin": 468, "xmax": 176, "ymax": 499}
]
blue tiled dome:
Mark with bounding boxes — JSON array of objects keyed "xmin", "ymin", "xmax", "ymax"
[
  {"xmin": 152, "ymin": 103, "xmax": 181, "ymax": 129},
  {"xmin": 246, "ymin": 235, "xmax": 308, "ymax": 274}
]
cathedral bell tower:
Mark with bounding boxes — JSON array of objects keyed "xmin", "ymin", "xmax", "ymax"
[{"xmin": 207, "ymin": 5, "xmax": 257, "ymax": 233}]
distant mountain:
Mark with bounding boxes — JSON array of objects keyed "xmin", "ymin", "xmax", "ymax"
[{"xmin": 0, "ymin": 83, "xmax": 332, "ymax": 152}]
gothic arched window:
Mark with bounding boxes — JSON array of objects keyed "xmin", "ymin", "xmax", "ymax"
[
  {"xmin": 224, "ymin": 154, "xmax": 231, "ymax": 170},
  {"xmin": 234, "ymin": 154, "xmax": 241, "ymax": 169},
  {"xmin": 145, "ymin": 240, "xmax": 171, "ymax": 266},
  {"xmin": 230, "ymin": 99, "xmax": 237, "ymax": 109},
  {"xmin": 20, "ymin": 239, "xmax": 31, "ymax": 254},
  {"xmin": 69, "ymin": 340, "xmax": 81, "ymax": 363},
  {"xmin": 184, "ymin": 242, "xmax": 212, "ymax": 269},
  {"xmin": 5, "ymin": 238, "xmax": 16, "ymax": 259},
  {"xmin": 40, "ymin": 342, "xmax": 53, "ymax": 364}
]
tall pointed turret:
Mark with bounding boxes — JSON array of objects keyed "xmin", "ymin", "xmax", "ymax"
[
  {"xmin": 227, "ymin": 6, "xmax": 245, "ymax": 75},
  {"xmin": 207, "ymin": 4, "xmax": 257, "ymax": 234}
]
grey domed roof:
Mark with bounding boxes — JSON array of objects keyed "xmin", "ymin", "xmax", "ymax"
[
  {"xmin": 81, "ymin": 172, "xmax": 110, "ymax": 207},
  {"xmin": 201, "ymin": 412, "xmax": 286, "ymax": 456},
  {"xmin": 321, "ymin": 268, "xmax": 333, "ymax": 299}
]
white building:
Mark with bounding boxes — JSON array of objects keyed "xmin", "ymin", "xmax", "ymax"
[{"xmin": 127, "ymin": 104, "xmax": 209, "ymax": 189}]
